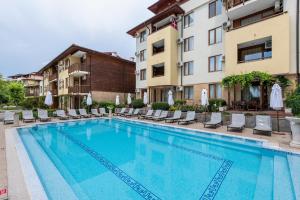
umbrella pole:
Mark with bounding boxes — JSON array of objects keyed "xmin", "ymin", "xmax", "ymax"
[{"xmin": 277, "ymin": 110, "xmax": 280, "ymax": 132}]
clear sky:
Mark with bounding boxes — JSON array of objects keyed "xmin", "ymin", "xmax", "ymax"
[{"xmin": 0, "ymin": 0, "xmax": 157, "ymax": 77}]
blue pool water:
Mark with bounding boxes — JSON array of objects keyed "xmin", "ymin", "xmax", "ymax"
[{"xmin": 18, "ymin": 119, "xmax": 300, "ymax": 200}]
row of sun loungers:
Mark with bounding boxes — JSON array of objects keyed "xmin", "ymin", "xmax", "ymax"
[
  {"xmin": 3, "ymin": 108, "xmax": 111, "ymax": 124},
  {"xmin": 3, "ymin": 107, "xmax": 273, "ymax": 135},
  {"xmin": 116, "ymin": 108, "xmax": 273, "ymax": 135}
]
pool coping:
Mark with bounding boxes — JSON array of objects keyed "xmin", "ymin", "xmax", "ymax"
[{"xmin": 5, "ymin": 117, "xmax": 300, "ymax": 200}]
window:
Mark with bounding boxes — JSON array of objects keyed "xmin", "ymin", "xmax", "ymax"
[
  {"xmin": 184, "ymin": 12, "xmax": 194, "ymax": 28},
  {"xmin": 65, "ymin": 59, "xmax": 70, "ymax": 68},
  {"xmin": 209, "ymin": 27, "xmax": 222, "ymax": 45},
  {"xmin": 152, "ymin": 40, "xmax": 165, "ymax": 55},
  {"xmin": 209, "ymin": 83, "xmax": 222, "ymax": 99},
  {"xmin": 152, "ymin": 63, "xmax": 165, "ymax": 77},
  {"xmin": 140, "ymin": 30, "xmax": 147, "ymax": 43},
  {"xmin": 140, "ymin": 69, "xmax": 146, "ymax": 80},
  {"xmin": 209, "ymin": 0, "xmax": 222, "ymax": 18},
  {"xmin": 238, "ymin": 37, "xmax": 272, "ymax": 63},
  {"xmin": 209, "ymin": 55, "xmax": 222, "ymax": 72},
  {"xmin": 65, "ymin": 78, "xmax": 68, "ymax": 88},
  {"xmin": 184, "ymin": 36, "xmax": 194, "ymax": 52},
  {"xmin": 184, "ymin": 86, "xmax": 194, "ymax": 99},
  {"xmin": 140, "ymin": 50, "xmax": 146, "ymax": 62},
  {"xmin": 184, "ymin": 61, "xmax": 194, "ymax": 76}
]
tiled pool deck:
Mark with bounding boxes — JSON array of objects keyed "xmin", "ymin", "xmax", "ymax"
[{"xmin": 1, "ymin": 117, "xmax": 299, "ymax": 200}]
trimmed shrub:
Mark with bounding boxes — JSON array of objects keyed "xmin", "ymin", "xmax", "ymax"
[
  {"xmin": 208, "ymin": 98, "xmax": 227, "ymax": 112},
  {"xmin": 286, "ymin": 87, "xmax": 300, "ymax": 115},
  {"xmin": 98, "ymin": 101, "xmax": 116, "ymax": 112},
  {"xmin": 152, "ymin": 102, "xmax": 170, "ymax": 111},
  {"xmin": 174, "ymin": 99, "xmax": 186, "ymax": 106},
  {"xmin": 132, "ymin": 99, "xmax": 144, "ymax": 108}
]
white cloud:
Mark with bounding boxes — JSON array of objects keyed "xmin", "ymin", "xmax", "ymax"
[{"xmin": 0, "ymin": 0, "xmax": 157, "ymax": 76}]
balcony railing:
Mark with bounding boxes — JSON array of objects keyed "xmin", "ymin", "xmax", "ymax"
[
  {"xmin": 25, "ymin": 90, "xmax": 39, "ymax": 97},
  {"xmin": 226, "ymin": 0, "xmax": 251, "ymax": 10},
  {"xmin": 51, "ymin": 89, "xmax": 58, "ymax": 95},
  {"xmin": 49, "ymin": 73, "xmax": 58, "ymax": 82},
  {"xmin": 68, "ymin": 85, "xmax": 90, "ymax": 94},
  {"xmin": 68, "ymin": 63, "xmax": 89, "ymax": 75}
]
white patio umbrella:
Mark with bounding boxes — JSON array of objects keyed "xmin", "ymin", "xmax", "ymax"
[
  {"xmin": 116, "ymin": 95, "xmax": 120, "ymax": 106},
  {"xmin": 143, "ymin": 92, "xmax": 148, "ymax": 105},
  {"xmin": 44, "ymin": 91, "xmax": 53, "ymax": 107},
  {"xmin": 201, "ymin": 89, "xmax": 209, "ymax": 122},
  {"xmin": 86, "ymin": 93, "xmax": 92, "ymax": 106},
  {"xmin": 270, "ymin": 83, "xmax": 283, "ymax": 132},
  {"xmin": 127, "ymin": 93, "xmax": 132, "ymax": 105},
  {"xmin": 168, "ymin": 90, "xmax": 174, "ymax": 106}
]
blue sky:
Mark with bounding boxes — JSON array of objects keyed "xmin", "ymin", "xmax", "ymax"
[{"xmin": 0, "ymin": 0, "xmax": 157, "ymax": 77}]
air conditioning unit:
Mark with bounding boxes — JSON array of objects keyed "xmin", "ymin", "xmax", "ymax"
[
  {"xmin": 82, "ymin": 75, "xmax": 87, "ymax": 80},
  {"xmin": 135, "ymin": 88, "xmax": 141, "ymax": 93},
  {"xmin": 135, "ymin": 70, "xmax": 140, "ymax": 75},
  {"xmin": 221, "ymin": 55, "xmax": 225, "ymax": 62},
  {"xmin": 177, "ymin": 62, "xmax": 183, "ymax": 68},
  {"xmin": 177, "ymin": 38, "xmax": 184, "ymax": 44},
  {"xmin": 135, "ymin": 52, "xmax": 140, "ymax": 57},
  {"xmin": 176, "ymin": 86, "xmax": 183, "ymax": 91},
  {"xmin": 222, "ymin": 21, "xmax": 231, "ymax": 30},
  {"xmin": 265, "ymin": 40, "xmax": 272, "ymax": 49}
]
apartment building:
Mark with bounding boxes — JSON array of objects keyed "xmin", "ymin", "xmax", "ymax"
[
  {"xmin": 128, "ymin": 0, "xmax": 299, "ymax": 108},
  {"xmin": 8, "ymin": 72, "xmax": 43, "ymax": 97},
  {"xmin": 39, "ymin": 44, "xmax": 135, "ymax": 109}
]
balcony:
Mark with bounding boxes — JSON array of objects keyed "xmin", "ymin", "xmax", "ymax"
[
  {"xmin": 49, "ymin": 73, "xmax": 58, "ymax": 82},
  {"xmin": 68, "ymin": 63, "xmax": 89, "ymax": 77},
  {"xmin": 146, "ymin": 25, "xmax": 178, "ymax": 87},
  {"xmin": 225, "ymin": 0, "xmax": 278, "ymax": 20},
  {"xmin": 51, "ymin": 89, "xmax": 58, "ymax": 96},
  {"xmin": 68, "ymin": 85, "xmax": 90, "ymax": 94},
  {"xmin": 224, "ymin": 13, "xmax": 290, "ymax": 75}
]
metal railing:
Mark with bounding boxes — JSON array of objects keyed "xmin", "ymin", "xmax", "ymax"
[
  {"xmin": 68, "ymin": 85, "xmax": 90, "ymax": 94},
  {"xmin": 49, "ymin": 73, "xmax": 58, "ymax": 81},
  {"xmin": 68, "ymin": 63, "xmax": 89, "ymax": 74}
]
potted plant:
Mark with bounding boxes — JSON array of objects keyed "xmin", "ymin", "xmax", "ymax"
[
  {"xmin": 285, "ymin": 87, "xmax": 300, "ymax": 147},
  {"xmin": 107, "ymin": 105, "xmax": 114, "ymax": 118}
]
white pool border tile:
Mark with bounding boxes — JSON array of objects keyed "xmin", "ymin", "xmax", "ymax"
[
  {"xmin": 6, "ymin": 128, "xmax": 48, "ymax": 200},
  {"xmin": 6, "ymin": 116, "xmax": 300, "ymax": 199}
]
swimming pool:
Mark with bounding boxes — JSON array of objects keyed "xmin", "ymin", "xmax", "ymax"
[{"xmin": 18, "ymin": 118, "xmax": 300, "ymax": 200}]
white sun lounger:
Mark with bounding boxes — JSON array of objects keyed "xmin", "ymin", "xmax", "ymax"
[
  {"xmin": 68, "ymin": 109, "xmax": 81, "ymax": 119},
  {"xmin": 38, "ymin": 109, "xmax": 51, "ymax": 122},
  {"xmin": 165, "ymin": 110, "xmax": 182, "ymax": 123},
  {"xmin": 56, "ymin": 110, "xmax": 69, "ymax": 120},
  {"xmin": 4, "ymin": 111, "xmax": 14, "ymax": 125},
  {"xmin": 153, "ymin": 111, "xmax": 169, "ymax": 121},
  {"xmin": 125, "ymin": 109, "xmax": 140, "ymax": 117},
  {"xmin": 99, "ymin": 108, "xmax": 109, "ymax": 117},
  {"xmin": 227, "ymin": 114, "xmax": 245, "ymax": 131},
  {"xmin": 253, "ymin": 115, "xmax": 272, "ymax": 136},
  {"xmin": 91, "ymin": 109, "xmax": 102, "ymax": 117},
  {"xmin": 146, "ymin": 110, "xmax": 162, "ymax": 120},
  {"xmin": 22, "ymin": 110, "xmax": 35, "ymax": 123},
  {"xmin": 204, "ymin": 112, "xmax": 222, "ymax": 128},
  {"xmin": 139, "ymin": 110, "xmax": 153, "ymax": 119},
  {"xmin": 79, "ymin": 109, "xmax": 91, "ymax": 118},
  {"xmin": 178, "ymin": 111, "xmax": 196, "ymax": 125}
]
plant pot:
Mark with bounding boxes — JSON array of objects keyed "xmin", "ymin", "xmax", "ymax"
[
  {"xmin": 108, "ymin": 108, "xmax": 113, "ymax": 118},
  {"xmin": 285, "ymin": 108, "xmax": 292, "ymax": 114},
  {"xmin": 219, "ymin": 106, "xmax": 227, "ymax": 112},
  {"xmin": 286, "ymin": 117, "xmax": 300, "ymax": 148}
]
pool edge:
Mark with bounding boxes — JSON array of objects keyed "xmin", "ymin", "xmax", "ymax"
[{"xmin": 5, "ymin": 128, "xmax": 48, "ymax": 200}]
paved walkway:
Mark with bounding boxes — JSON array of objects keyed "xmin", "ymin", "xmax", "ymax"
[
  {"xmin": 0, "ymin": 117, "xmax": 299, "ymax": 200},
  {"xmin": 0, "ymin": 123, "xmax": 8, "ymax": 200}
]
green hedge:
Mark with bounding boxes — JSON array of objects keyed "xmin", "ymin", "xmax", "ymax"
[
  {"xmin": 152, "ymin": 102, "xmax": 170, "ymax": 111},
  {"xmin": 286, "ymin": 87, "xmax": 300, "ymax": 115},
  {"xmin": 208, "ymin": 99, "xmax": 227, "ymax": 112},
  {"xmin": 174, "ymin": 99, "xmax": 186, "ymax": 106},
  {"xmin": 132, "ymin": 99, "xmax": 144, "ymax": 108}
]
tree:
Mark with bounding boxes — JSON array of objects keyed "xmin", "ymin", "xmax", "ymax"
[
  {"xmin": 0, "ymin": 74, "xmax": 9, "ymax": 104},
  {"xmin": 8, "ymin": 81, "xmax": 25, "ymax": 105}
]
